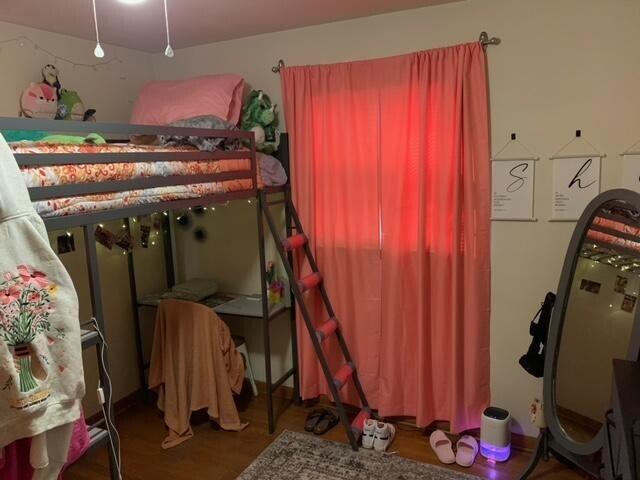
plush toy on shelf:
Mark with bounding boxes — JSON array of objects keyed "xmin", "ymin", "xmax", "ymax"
[
  {"xmin": 42, "ymin": 64, "xmax": 61, "ymax": 99},
  {"xmin": 57, "ymin": 89, "xmax": 86, "ymax": 121},
  {"xmin": 241, "ymin": 90, "xmax": 279, "ymax": 154},
  {"xmin": 20, "ymin": 83, "xmax": 58, "ymax": 119},
  {"xmin": 19, "ymin": 64, "xmax": 98, "ymax": 121}
]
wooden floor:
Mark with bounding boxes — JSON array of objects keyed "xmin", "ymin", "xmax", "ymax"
[{"xmin": 66, "ymin": 389, "xmax": 587, "ymax": 480}]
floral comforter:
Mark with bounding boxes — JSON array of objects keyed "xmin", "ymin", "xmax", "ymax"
[{"xmin": 10, "ymin": 142, "xmax": 258, "ymax": 218}]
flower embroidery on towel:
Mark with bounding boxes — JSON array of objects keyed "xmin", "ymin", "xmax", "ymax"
[
  {"xmin": 0, "ymin": 266, "xmax": 57, "ymax": 393},
  {"xmin": 17, "ymin": 265, "xmax": 50, "ymax": 289}
]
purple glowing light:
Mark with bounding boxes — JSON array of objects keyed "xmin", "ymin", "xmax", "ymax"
[{"xmin": 480, "ymin": 441, "xmax": 511, "ymax": 462}]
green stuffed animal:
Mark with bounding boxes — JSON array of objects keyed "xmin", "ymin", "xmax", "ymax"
[
  {"xmin": 241, "ymin": 90, "xmax": 278, "ymax": 154},
  {"xmin": 57, "ymin": 89, "xmax": 85, "ymax": 121}
]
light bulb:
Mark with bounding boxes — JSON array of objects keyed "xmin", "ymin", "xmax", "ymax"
[
  {"xmin": 94, "ymin": 42, "xmax": 105, "ymax": 58},
  {"xmin": 164, "ymin": 44, "xmax": 174, "ymax": 58}
]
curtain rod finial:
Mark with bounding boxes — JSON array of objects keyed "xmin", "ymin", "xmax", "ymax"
[
  {"xmin": 479, "ymin": 31, "xmax": 501, "ymax": 46},
  {"xmin": 272, "ymin": 59, "xmax": 285, "ymax": 74}
]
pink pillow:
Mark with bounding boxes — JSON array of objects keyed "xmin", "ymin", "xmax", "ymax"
[{"xmin": 130, "ymin": 74, "xmax": 245, "ymax": 126}]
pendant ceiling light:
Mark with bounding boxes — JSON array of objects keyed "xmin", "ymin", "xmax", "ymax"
[
  {"xmin": 163, "ymin": 0, "xmax": 174, "ymax": 58},
  {"xmin": 91, "ymin": 0, "xmax": 104, "ymax": 58}
]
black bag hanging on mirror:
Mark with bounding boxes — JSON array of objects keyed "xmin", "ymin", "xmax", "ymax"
[{"xmin": 519, "ymin": 292, "xmax": 556, "ymax": 378}]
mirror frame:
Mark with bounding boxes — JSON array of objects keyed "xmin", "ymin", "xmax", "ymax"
[{"xmin": 544, "ymin": 189, "xmax": 640, "ymax": 457}]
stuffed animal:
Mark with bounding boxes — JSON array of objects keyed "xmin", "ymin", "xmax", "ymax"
[
  {"xmin": 42, "ymin": 64, "xmax": 61, "ymax": 99},
  {"xmin": 57, "ymin": 89, "xmax": 86, "ymax": 121},
  {"xmin": 241, "ymin": 90, "xmax": 279, "ymax": 154},
  {"xmin": 20, "ymin": 83, "xmax": 58, "ymax": 119}
]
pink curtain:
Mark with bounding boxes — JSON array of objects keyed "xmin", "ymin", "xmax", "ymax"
[{"xmin": 281, "ymin": 42, "xmax": 491, "ymax": 432}]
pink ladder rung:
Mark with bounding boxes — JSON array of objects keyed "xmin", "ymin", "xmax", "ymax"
[
  {"xmin": 350, "ymin": 408, "xmax": 372, "ymax": 440},
  {"xmin": 315, "ymin": 317, "xmax": 339, "ymax": 342},
  {"xmin": 282, "ymin": 234, "xmax": 308, "ymax": 251},
  {"xmin": 333, "ymin": 362, "xmax": 355, "ymax": 390},
  {"xmin": 297, "ymin": 272, "xmax": 322, "ymax": 293}
]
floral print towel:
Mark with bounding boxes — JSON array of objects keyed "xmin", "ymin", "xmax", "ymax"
[{"xmin": 0, "ymin": 133, "xmax": 83, "ymax": 450}]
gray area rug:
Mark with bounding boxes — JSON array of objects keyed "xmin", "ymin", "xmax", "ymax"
[{"xmin": 238, "ymin": 430, "xmax": 481, "ymax": 480}]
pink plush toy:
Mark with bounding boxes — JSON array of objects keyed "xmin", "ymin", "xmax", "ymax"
[{"xmin": 20, "ymin": 83, "xmax": 58, "ymax": 119}]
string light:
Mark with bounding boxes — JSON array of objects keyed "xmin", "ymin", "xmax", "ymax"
[{"xmin": 0, "ymin": 35, "xmax": 124, "ymax": 69}]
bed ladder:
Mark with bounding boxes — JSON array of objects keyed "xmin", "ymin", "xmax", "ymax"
[{"xmin": 259, "ymin": 188, "xmax": 371, "ymax": 451}]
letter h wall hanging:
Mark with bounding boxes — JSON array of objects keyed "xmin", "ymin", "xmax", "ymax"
[{"xmin": 550, "ymin": 130, "xmax": 604, "ymax": 221}]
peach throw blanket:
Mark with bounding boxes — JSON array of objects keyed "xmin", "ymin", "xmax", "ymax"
[{"xmin": 149, "ymin": 299, "xmax": 247, "ymax": 448}]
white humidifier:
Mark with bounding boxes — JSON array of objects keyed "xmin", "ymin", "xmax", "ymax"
[{"xmin": 480, "ymin": 407, "xmax": 511, "ymax": 462}]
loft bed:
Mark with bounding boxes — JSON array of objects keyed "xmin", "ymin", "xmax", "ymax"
[{"xmin": 0, "ymin": 116, "xmax": 299, "ymax": 479}]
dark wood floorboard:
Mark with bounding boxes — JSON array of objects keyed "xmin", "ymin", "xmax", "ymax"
[{"xmin": 66, "ymin": 389, "xmax": 587, "ymax": 480}]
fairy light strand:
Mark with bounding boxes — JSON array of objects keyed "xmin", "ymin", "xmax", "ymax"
[{"xmin": 0, "ymin": 35, "xmax": 124, "ymax": 69}]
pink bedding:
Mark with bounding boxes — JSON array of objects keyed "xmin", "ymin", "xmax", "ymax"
[{"xmin": 130, "ymin": 75, "xmax": 245, "ymax": 126}]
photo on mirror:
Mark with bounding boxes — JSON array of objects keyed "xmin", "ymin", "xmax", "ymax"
[
  {"xmin": 614, "ymin": 275, "xmax": 628, "ymax": 294},
  {"xmin": 621, "ymin": 294, "xmax": 637, "ymax": 313},
  {"xmin": 580, "ymin": 278, "xmax": 601, "ymax": 294}
]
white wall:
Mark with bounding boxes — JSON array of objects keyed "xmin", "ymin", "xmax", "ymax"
[
  {"xmin": 152, "ymin": 0, "xmax": 640, "ymax": 437},
  {"xmin": 0, "ymin": 21, "xmax": 164, "ymax": 416}
]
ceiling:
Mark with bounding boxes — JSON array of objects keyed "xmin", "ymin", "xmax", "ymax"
[{"xmin": 0, "ymin": 0, "xmax": 460, "ymax": 53}]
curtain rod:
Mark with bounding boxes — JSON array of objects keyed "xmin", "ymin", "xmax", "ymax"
[{"xmin": 271, "ymin": 32, "xmax": 500, "ymax": 73}]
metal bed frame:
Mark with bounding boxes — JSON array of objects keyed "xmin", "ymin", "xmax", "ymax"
[{"xmin": 0, "ymin": 116, "xmax": 299, "ymax": 478}]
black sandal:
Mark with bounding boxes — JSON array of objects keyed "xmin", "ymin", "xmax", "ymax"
[
  {"xmin": 305, "ymin": 409, "xmax": 328, "ymax": 432},
  {"xmin": 313, "ymin": 410, "xmax": 339, "ymax": 435}
]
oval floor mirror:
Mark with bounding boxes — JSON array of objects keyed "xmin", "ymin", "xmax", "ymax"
[{"xmin": 519, "ymin": 189, "xmax": 640, "ymax": 480}]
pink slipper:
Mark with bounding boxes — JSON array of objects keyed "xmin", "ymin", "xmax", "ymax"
[
  {"xmin": 456, "ymin": 435, "xmax": 479, "ymax": 467},
  {"xmin": 429, "ymin": 430, "xmax": 455, "ymax": 464}
]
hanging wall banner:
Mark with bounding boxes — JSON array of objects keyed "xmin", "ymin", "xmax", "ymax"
[
  {"xmin": 492, "ymin": 158, "xmax": 536, "ymax": 221},
  {"xmin": 622, "ymin": 154, "xmax": 640, "ymax": 192},
  {"xmin": 551, "ymin": 156, "xmax": 601, "ymax": 221}
]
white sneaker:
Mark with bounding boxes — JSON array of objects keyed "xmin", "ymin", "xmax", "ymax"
[
  {"xmin": 373, "ymin": 422, "xmax": 396, "ymax": 452},
  {"xmin": 361, "ymin": 419, "xmax": 376, "ymax": 449}
]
